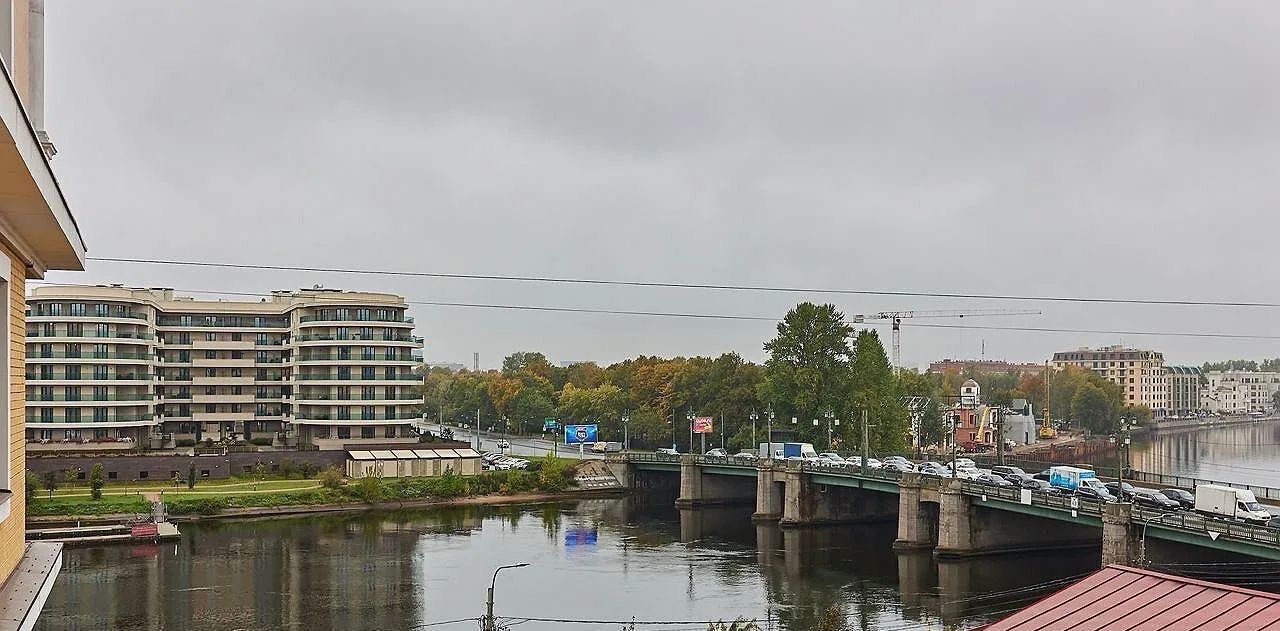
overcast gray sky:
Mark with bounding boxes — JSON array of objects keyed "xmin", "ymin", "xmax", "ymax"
[{"xmin": 39, "ymin": 1, "xmax": 1280, "ymax": 369}]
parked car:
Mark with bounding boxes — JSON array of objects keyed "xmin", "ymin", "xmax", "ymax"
[
  {"xmin": 1267, "ymin": 516, "xmax": 1280, "ymax": 530},
  {"xmin": 818, "ymin": 452, "xmax": 846, "ymax": 464},
  {"xmin": 1132, "ymin": 488, "xmax": 1181, "ymax": 510},
  {"xmin": 1157, "ymin": 488, "xmax": 1195, "ymax": 510},
  {"xmin": 706, "ymin": 448, "xmax": 728, "ymax": 457},
  {"xmin": 918, "ymin": 462, "xmax": 947, "ymax": 477},
  {"xmin": 951, "ymin": 457, "xmax": 976, "ymax": 469},
  {"xmin": 495, "ymin": 438, "xmax": 510, "ymax": 449},
  {"xmin": 990, "ymin": 465, "xmax": 1026, "ymax": 478},
  {"xmin": 1021, "ymin": 478, "xmax": 1064, "ymax": 495},
  {"xmin": 883, "ymin": 461, "xmax": 915, "ymax": 473},
  {"xmin": 881, "ymin": 456, "xmax": 912, "ymax": 467},
  {"xmin": 656, "ymin": 447, "xmax": 680, "ymax": 456},
  {"xmin": 733, "ymin": 451, "xmax": 758, "ymax": 461},
  {"xmin": 1000, "ymin": 472, "xmax": 1033, "ymax": 485},
  {"xmin": 975, "ymin": 473, "xmax": 1013, "ymax": 487}
]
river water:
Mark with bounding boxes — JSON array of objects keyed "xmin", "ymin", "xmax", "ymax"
[
  {"xmin": 1130, "ymin": 419, "xmax": 1280, "ymax": 488},
  {"xmin": 37, "ymin": 497, "xmax": 1101, "ymax": 631}
]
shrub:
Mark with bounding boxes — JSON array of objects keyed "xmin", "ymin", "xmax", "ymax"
[
  {"xmin": 168, "ymin": 497, "xmax": 228, "ymax": 516},
  {"xmin": 89, "ymin": 464, "xmax": 105, "ymax": 500},
  {"xmin": 41, "ymin": 470, "xmax": 58, "ymax": 498},
  {"xmin": 537, "ymin": 456, "xmax": 570, "ymax": 492},
  {"xmin": 24, "ymin": 472, "xmax": 37, "ymax": 505},
  {"xmin": 428, "ymin": 470, "xmax": 469, "ymax": 498},
  {"xmin": 279, "ymin": 460, "xmax": 298, "ymax": 479},
  {"xmin": 356, "ymin": 476, "xmax": 384, "ymax": 503},
  {"xmin": 187, "ymin": 462, "xmax": 197, "ymax": 490},
  {"xmin": 300, "ymin": 462, "xmax": 318, "ymax": 479},
  {"xmin": 318, "ymin": 466, "xmax": 344, "ymax": 490}
]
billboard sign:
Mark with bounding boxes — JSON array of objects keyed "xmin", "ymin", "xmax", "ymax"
[
  {"xmin": 693, "ymin": 417, "xmax": 714, "ymax": 434},
  {"xmin": 563, "ymin": 424, "xmax": 598, "ymax": 445}
]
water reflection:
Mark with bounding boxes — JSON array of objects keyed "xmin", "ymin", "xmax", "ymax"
[
  {"xmin": 1132, "ymin": 420, "xmax": 1280, "ymax": 486},
  {"xmin": 40, "ymin": 497, "xmax": 1096, "ymax": 631}
]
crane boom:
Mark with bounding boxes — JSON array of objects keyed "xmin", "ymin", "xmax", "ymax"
[{"xmin": 853, "ymin": 309, "xmax": 1042, "ymax": 373}]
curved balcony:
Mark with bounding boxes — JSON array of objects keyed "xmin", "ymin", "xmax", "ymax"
[
  {"xmin": 26, "ymin": 332, "xmax": 156, "ymax": 345},
  {"xmin": 291, "ymin": 334, "xmax": 423, "ymax": 347},
  {"xmin": 297, "ymin": 315, "xmax": 414, "ymax": 328},
  {"xmin": 292, "ymin": 396, "xmax": 424, "ymax": 406},
  {"xmin": 28, "ymin": 352, "xmax": 155, "ymax": 364},
  {"xmin": 28, "ymin": 312, "xmax": 148, "ymax": 325}
]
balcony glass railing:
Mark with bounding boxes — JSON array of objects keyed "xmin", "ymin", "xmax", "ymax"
[
  {"xmin": 292, "ymin": 334, "xmax": 423, "ymax": 343},
  {"xmin": 27, "ymin": 331, "xmax": 154, "ymax": 340},
  {"xmin": 28, "ymin": 311, "xmax": 147, "ymax": 320},
  {"xmin": 26, "ymin": 414, "xmax": 156, "ymax": 423},
  {"xmin": 298, "ymin": 315, "xmax": 414, "ymax": 324},
  {"xmin": 29, "ymin": 352, "xmax": 153, "ymax": 360},
  {"xmin": 26, "ymin": 374, "xmax": 152, "ymax": 381},
  {"xmin": 295, "ymin": 374, "xmax": 420, "ymax": 381},
  {"xmin": 295, "ymin": 394, "xmax": 422, "ymax": 401},
  {"xmin": 292, "ymin": 413, "xmax": 421, "ymax": 421},
  {"xmin": 297, "ymin": 353, "xmax": 416, "ymax": 362},
  {"xmin": 26, "ymin": 394, "xmax": 154, "ymax": 402},
  {"xmin": 156, "ymin": 319, "xmax": 289, "ymax": 328}
]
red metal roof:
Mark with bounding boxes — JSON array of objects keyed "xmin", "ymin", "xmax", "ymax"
[{"xmin": 979, "ymin": 564, "xmax": 1280, "ymax": 631}]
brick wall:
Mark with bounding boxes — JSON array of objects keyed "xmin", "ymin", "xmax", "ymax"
[
  {"xmin": 26, "ymin": 451, "xmax": 349, "ymax": 483},
  {"xmin": 0, "ymin": 245, "xmax": 25, "ymax": 579}
]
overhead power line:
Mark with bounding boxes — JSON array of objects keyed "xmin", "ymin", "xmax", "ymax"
[
  {"xmin": 30, "ymin": 282, "xmax": 1280, "ymax": 340},
  {"xmin": 83, "ymin": 255, "xmax": 1280, "ymax": 308}
]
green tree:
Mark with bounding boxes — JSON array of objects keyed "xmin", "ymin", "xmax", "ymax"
[
  {"xmin": 279, "ymin": 459, "xmax": 298, "ymax": 480},
  {"xmin": 187, "ymin": 462, "xmax": 197, "ymax": 490},
  {"xmin": 24, "ymin": 472, "xmax": 37, "ymax": 505},
  {"xmin": 761, "ymin": 303, "xmax": 853, "ymax": 444},
  {"xmin": 63, "ymin": 468, "xmax": 79, "ymax": 490},
  {"xmin": 89, "ymin": 464, "xmax": 105, "ymax": 500},
  {"xmin": 356, "ymin": 475, "xmax": 384, "ymax": 503},
  {"xmin": 41, "ymin": 470, "xmax": 58, "ymax": 499},
  {"xmin": 1071, "ymin": 382, "xmax": 1115, "ymax": 434},
  {"xmin": 502, "ymin": 351, "xmax": 553, "ymax": 380},
  {"xmin": 301, "ymin": 461, "xmax": 318, "ymax": 479},
  {"xmin": 846, "ymin": 330, "xmax": 905, "ymax": 453}
]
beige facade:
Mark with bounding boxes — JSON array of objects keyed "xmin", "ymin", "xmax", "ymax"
[
  {"xmin": 1200, "ymin": 370, "xmax": 1280, "ymax": 415},
  {"xmin": 1051, "ymin": 346, "xmax": 1169, "ymax": 415},
  {"xmin": 27, "ymin": 286, "xmax": 425, "ymax": 451},
  {"xmin": 0, "ymin": 0, "xmax": 87, "ymax": 623}
]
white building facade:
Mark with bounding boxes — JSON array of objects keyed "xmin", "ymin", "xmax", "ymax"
[{"xmin": 1200, "ymin": 370, "xmax": 1280, "ymax": 415}]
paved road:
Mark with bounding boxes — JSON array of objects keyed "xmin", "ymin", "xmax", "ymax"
[{"xmin": 429, "ymin": 424, "xmax": 587, "ymax": 459}]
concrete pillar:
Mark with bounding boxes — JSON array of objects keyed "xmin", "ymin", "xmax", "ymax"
[
  {"xmin": 753, "ymin": 463, "xmax": 782, "ymax": 521},
  {"xmin": 1102, "ymin": 502, "xmax": 1134, "ymax": 566},
  {"xmin": 779, "ymin": 467, "xmax": 810, "ymax": 527},
  {"xmin": 894, "ymin": 472, "xmax": 933, "ymax": 550},
  {"xmin": 935, "ymin": 479, "xmax": 972, "ymax": 558},
  {"xmin": 675, "ymin": 456, "xmax": 702, "ymax": 508}
]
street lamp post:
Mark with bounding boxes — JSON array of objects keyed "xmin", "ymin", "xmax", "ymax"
[
  {"xmin": 767, "ymin": 409, "xmax": 775, "ymax": 451},
  {"xmin": 687, "ymin": 410, "xmax": 696, "ymax": 454},
  {"xmin": 485, "ymin": 563, "xmax": 529, "ymax": 631},
  {"xmin": 750, "ymin": 410, "xmax": 758, "ymax": 447},
  {"xmin": 622, "ymin": 413, "xmax": 630, "ymax": 452},
  {"xmin": 823, "ymin": 410, "xmax": 837, "ymax": 450}
]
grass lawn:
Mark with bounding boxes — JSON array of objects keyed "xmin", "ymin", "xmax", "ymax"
[
  {"xmin": 43, "ymin": 478, "xmax": 323, "ymax": 499},
  {"xmin": 27, "ymin": 494, "xmax": 151, "ymax": 517}
]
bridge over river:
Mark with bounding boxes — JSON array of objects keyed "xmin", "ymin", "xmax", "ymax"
[{"xmin": 606, "ymin": 453, "xmax": 1280, "ymax": 564}]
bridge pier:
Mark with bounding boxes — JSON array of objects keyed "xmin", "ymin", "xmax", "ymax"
[
  {"xmin": 936, "ymin": 478, "xmax": 1101, "ymax": 559},
  {"xmin": 752, "ymin": 462, "xmax": 783, "ymax": 521},
  {"xmin": 935, "ymin": 479, "xmax": 973, "ymax": 557},
  {"xmin": 1102, "ymin": 502, "xmax": 1134, "ymax": 566},
  {"xmin": 893, "ymin": 472, "xmax": 936, "ymax": 550},
  {"xmin": 604, "ymin": 459, "xmax": 633, "ymax": 489},
  {"xmin": 675, "ymin": 455, "xmax": 755, "ymax": 508}
]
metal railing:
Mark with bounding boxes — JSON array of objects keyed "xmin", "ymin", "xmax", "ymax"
[
  {"xmin": 1125, "ymin": 471, "xmax": 1280, "ymax": 502},
  {"xmin": 295, "ymin": 374, "xmax": 420, "ymax": 381},
  {"xmin": 298, "ymin": 315, "xmax": 414, "ymax": 324},
  {"xmin": 29, "ymin": 311, "xmax": 147, "ymax": 320},
  {"xmin": 1133, "ymin": 504, "xmax": 1280, "ymax": 547},
  {"xmin": 26, "ymin": 394, "xmax": 154, "ymax": 402},
  {"xmin": 29, "ymin": 352, "xmax": 153, "ymax": 360},
  {"xmin": 27, "ymin": 331, "xmax": 154, "ymax": 340},
  {"xmin": 293, "ymin": 334, "xmax": 423, "ymax": 343}
]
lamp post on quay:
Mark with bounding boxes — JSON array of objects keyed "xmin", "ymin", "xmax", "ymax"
[{"xmin": 484, "ymin": 563, "xmax": 529, "ymax": 631}]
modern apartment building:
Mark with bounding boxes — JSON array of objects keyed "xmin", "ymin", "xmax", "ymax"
[
  {"xmin": 1200, "ymin": 370, "xmax": 1280, "ymax": 415},
  {"xmin": 1165, "ymin": 365, "xmax": 1203, "ymax": 417},
  {"xmin": 27, "ymin": 285, "xmax": 425, "ymax": 451},
  {"xmin": 927, "ymin": 358, "xmax": 1044, "ymax": 376},
  {"xmin": 0, "ymin": 0, "xmax": 88, "ymax": 622},
  {"xmin": 1050, "ymin": 346, "xmax": 1169, "ymax": 415}
]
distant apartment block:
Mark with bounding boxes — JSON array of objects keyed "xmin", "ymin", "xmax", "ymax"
[
  {"xmin": 1200, "ymin": 370, "xmax": 1280, "ymax": 415},
  {"xmin": 1165, "ymin": 366, "xmax": 1203, "ymax": 417},
  {"xmin": 927, "ymin": 358, "xmax": 1044, "ymax": 376},
  {"xmin": 427, "ymin": 362, "xmax": 467, "ymax": 372},
  {"xmin": 1051, "ymin": 346, "xmax": 1169, "ymax": 415},
  {"xmin": 26, "ymin": 285, "xmax": 425, "ymax": 451}
]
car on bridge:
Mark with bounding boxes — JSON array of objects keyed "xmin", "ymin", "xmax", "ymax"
[
  {"xmin": 1075, "ymin": 485, "xmax": 1115, "ymax": 502},
  {"xmin": 1132, "ymin": 487, "xmax": 1182, "ymax": 510},
  {"xmin": 881, "ymin": 455, "xmax": 911, "ymax": 467},
  {"xmin": 974, "ymin": 473, "xmax": 1014, "ymax": 487},
  {"xmin": 732, "ymin": 451, "xmax": 758, "ymax": 461},
  {"xmin": 918, "ymin": 462, "xmax": 947, "ymax": 477},
  {"xmin": 818, "ymin": 452, "xmax": 846, "ymax": 465},
  {"xmin": 1104, "ymin": 481, "xmax": 1139, "ymax": 501},
  {"xmin": 1020, "ymin": 478, "xmax": 1065, "ymax": 496},
  {"xmin": 990, "ymin": 465, "xmax": 1026, "ymax": 478},
  {"xmin": 705, "ymin": 448, "xmax": 728, "ymax": 457},
  {"xmin": 883, "ymin": 461, "xmax": 915, "ymax": 473},
  {"xmin": 656, "ymin": 448, "xmax": 680, "ymax": 456},
  {"xmin": 1157, "ymin": 488, "xmax": 1195, "ymax": 510}
]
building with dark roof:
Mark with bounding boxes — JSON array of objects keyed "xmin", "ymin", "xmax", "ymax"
[{"xmin": 979, "ymin": 564, "xmax": 1280, "ymax": 630}]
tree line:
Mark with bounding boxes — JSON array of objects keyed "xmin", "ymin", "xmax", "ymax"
[{"xmin": 418, "ymin": 302, "xmax": 1143, "ymax": 454}]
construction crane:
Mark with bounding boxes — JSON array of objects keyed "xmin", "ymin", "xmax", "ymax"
[{"xmin": 850, "ymin": 309, "xmax": 1042, "ymax": 373}]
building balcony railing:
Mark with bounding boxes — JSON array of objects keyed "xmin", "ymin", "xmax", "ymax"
[
  {"xmin": 29, "ymin": 352, "xmax": 154, "ymax": 360},
  {"xmin": 27, "ymin": 331, "xmax": 155, "ymax": 340},
  {"xmin": 296, "ymin": 353, "xmax": 417, "ymax": 362},
  {"xmin": 291, "ymin": 413, "xmax": 422, "ymax": 421},
  {"xmin": 292, "ymin": 334, "xmax": 423, "ymax": 343},
  {"xmin": 28, "ymin": 311, "xmax": 148, "ymax": 320},
  {"xmin": 297, "ymin": 314, "xmax": 414, "ymax": 324},
  {"xmin": 26, "ymin": 374, "xmax": 152, "ymax": 381},
  {"xmin": 156, "ymin": 320, "xmax": 289, "ymax": 329},
  {"xmin": 26, "ymin": 394, "xmax": 154, "ymax": 402},
  {"xmin": 294, "ymin": 374, "xmax": 420, "ymax": 381},
  {"xmin": 27, "ymin": 414, "xmax": 156, "ymax": 423}
]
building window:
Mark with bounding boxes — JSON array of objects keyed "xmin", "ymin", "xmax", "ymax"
[
  {"xmin": 336, "ymin": 427, "xmax": 350, "ymax": 439},
  {"xmin": 385, "ymin": 426, "xmax": 396, "ymax": 438},
  {"xmin": 139, "ymin": 471, "xmax": 149, "ymax": 479},
  {"xmin": 362, "ymin": 406, "xmax": 374, "ymax": 420},
  {"xmin": 316, "ymin": 426, "xmax": 331, "ymax": 439},
  {"xmin": 361, "ymin": 367, "xmax": 374, "ymax": 380},
  {"xmin": 361, "ymin": 426, "xmax": 375, "ymax": 438},
  {"xmin": 107, "ymin": 471, "xmax": 117, "ymax": 480}
]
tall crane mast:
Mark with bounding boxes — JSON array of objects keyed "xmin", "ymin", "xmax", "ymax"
[{"xmin": 851, "ymin": 309, "xmax": 1042, "ymax": 373}]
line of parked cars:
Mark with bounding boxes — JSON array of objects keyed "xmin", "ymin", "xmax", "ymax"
[{"xmin": 481, "ymin": 451, "xmax": 530, "ymax": 471}]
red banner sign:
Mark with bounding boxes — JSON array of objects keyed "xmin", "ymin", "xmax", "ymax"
[
  {"xmin": 693, "ymin": 417, "xmax": 714, "ymax": 434},
  {"xmin": 131, "ymin": 523, "xmax": 159, "ymax": 538}
]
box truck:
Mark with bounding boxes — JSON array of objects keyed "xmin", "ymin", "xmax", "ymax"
[
  {"xmin": 758, "ymin": 442, "xmax": 818, "ymax": 459},
  {"xmin": 1194, "ymin": 484, "xmax": 1272, "ymax": 523},
  {"xmin": 1048, "ymin": 466, "xmax": 1099, "ymax": 492}
]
